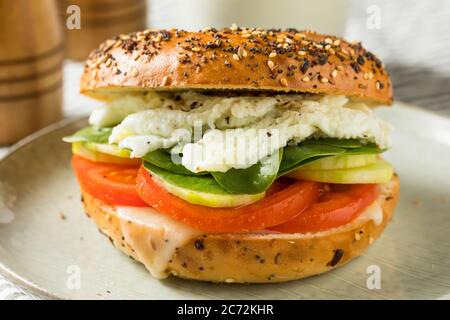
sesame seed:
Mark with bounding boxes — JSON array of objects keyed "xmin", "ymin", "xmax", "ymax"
[
  {"xmin": 357, "ymin": 55, "xmax": 365, "ymax": 65},
  {"xmin": 105, "ymin": 58, "xmax": 112, "ymax": 67},
  {"xmin": 351, "ymin": 62, "xmax": 361, "ymax": 73},
  {"xmin": 194, "ymin": 239, "xmax": 205, "ymax": 250},
  {"xmin": 300, "ymin": 58, "xmax": 311, "ymax": 73},
  {"xmin": 132, "ymin": 52, "xmax": 140, "ymax": 61},
  {"xmin": 324, "ymin": 38, "xmax": 333, "ymax": 44},
  {"xmin": 232, "ymin": 53, "xmax": 240, "ymax": 61},
  {"xmin": 191, "ymin": 47, "xmax": 201, "ymax": 52},
  {"xmin": 369, "ymin": 237, "xmax": 374, "ymax": 244},
  {"xmin": 355, "ymin": 233, "xmax": 361, "ymax": 241},
  {"xmin": 320, "ymin": 77, "xmax": 329, "ymax": 83},
  {"xmin": 225, "ymin": 278, "xmax": 235, "ymax": 283},
  {"xmin": 325, "ymin": 44, "xmax": 331, "ymax": 50},
  {"xmin": 298, "ymin": 50, "xmax": 306, "ymax": 56},
  {"xmin": 301, "ymin": 76, "xmax": 310, "ymax": 82},
  {"xmin": 280, "ymin": 77, "xmax": 288, "ymax": 87},
  {"xmin": 241, "ymin": 33, "xmax": 252, "ymax": 38},
  {"xmin": 95, "ymin": 56, "xmax": 107, "ymax": 67},
  {"xmin": 113, "ymin": 40, "xmax": 122, "ymax": 48},
  {"xmin": 331, "ymin": 70, "xmax": 338, "ymax": 78},
  {"xmin": 376, "ymin": 81, "xmax": 381, "ymax": 90},
  {"xmin": 267, "ymin": 60, "xmax": 275, "ymax": 70},
  {"xmin": 103, "ymin": 39, "xmax": 115, "ymax": 51},
  {"xmin": 333, "ymin": 39, "xmax": 341, "ymax": 46},
  {"xmin": 269, "ymin": 51, "xmax": 277, "ymax": 58},
  {"xmin": 363, "ymin": 72, "xmax": 370, "ymax": 80},
  {"xmin": 230, "ymin": 23, "xmax": 238, "ymax": 31},
  {"xmin": 131, "ymin": 67, "xmax": 139, "ymax": 77},
  {"xmin": 318, "ymin": 54, "xmax": 328, "ymax": 65},
  {"xmin": 285, "ymin": 37, "xmax": 293, "ymax": 44},
  {"xmin": 237, "ymin": 46, "xmax": 243, "ymax": 57}
]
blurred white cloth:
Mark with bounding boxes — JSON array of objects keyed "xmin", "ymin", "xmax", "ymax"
[{"xmin": 0, "ymin": 275, "xmax": 36, "ymax": 300}]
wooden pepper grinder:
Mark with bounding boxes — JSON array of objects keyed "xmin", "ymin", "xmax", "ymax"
[
  {"xmin": 0, "ymin": 0, "xmax": 64, "ymax": 145},
  {"xmin": 59, "ymin": 0, "xmax": 147, "ymax": 61}
]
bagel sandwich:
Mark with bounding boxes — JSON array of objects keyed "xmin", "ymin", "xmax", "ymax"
[{"xmin": 64, "ymin": 27, "xmax": 399, "ymax": 283}]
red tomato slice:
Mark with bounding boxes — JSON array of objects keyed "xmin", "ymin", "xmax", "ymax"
[
  {"xmin": 72, "ymin": 155, "xmax": 148, "ymax": 207},
  {"xmin": 269, "ymin": 184, "xmax": 380, "ymax": 233},
  {"xmin": 136, "ymin": 166, "xmax": 320, "ymax": 232}
]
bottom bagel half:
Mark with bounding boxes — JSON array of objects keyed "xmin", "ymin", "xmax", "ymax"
[{"xmin": 80, "ymin": 175, "xmax": 399, "ymax": 283}]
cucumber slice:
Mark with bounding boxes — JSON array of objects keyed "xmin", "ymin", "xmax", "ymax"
[
  {"xmin": 85, "ymin": 142, "xmax": 131, "ymax": 158},
  {"xmin": 287, "ymin": 158, "xmax": 393, "ymax": 184},
  {"xmin": 144, "ymin": 162, "xmax": 265, "ymax": 208},
  {"xmin": 300, "ymin": 154, "xmax": 377, "ymax": 170},
  {"xmin": 72, "ymin": 142, "xmax": 141, "ymax": 166},
  {"xmin": 63, "ymin": 126, "xmax": 112, "ymax": 144}
]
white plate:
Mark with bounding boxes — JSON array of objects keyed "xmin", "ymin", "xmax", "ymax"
[{"xmin": 0, "ymin": 102, "xmax": 449, "ymax": 300}]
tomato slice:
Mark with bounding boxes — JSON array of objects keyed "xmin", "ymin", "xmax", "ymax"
[
  {"xmin": 269, "ymin": 184, "xmax": 380, "ymax": 233},
  {"xmin": 72, "ymin": 155, "xmax": 148, "ymax": 207},
  {"xmin": 137, "ymin": 166, "xmax": 319, "ymax": 232}
]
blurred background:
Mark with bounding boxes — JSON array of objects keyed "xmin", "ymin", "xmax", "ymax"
[{"xmin": 0, "ymin": 0, "xmax": 449, "ymax": 149}]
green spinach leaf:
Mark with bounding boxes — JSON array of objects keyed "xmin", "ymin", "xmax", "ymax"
[
  {"xmin": 343, "ymin": 144, "xmax": 384, "ymax": 155},
  {"xmin": 300, "ymin": 138, "xmax": 363, "ymax": 148},
  {"xmin": 211, "ymin": 149, "xmax": 283, "ymax": 194},
  {"xmin": 142, "ymin": 150, "xmax": 207, "ymax": 176}
]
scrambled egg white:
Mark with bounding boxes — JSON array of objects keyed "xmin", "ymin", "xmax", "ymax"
[{"xmin": 89, "ymin": 91, "xmax": 392, "ymax": 173}]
